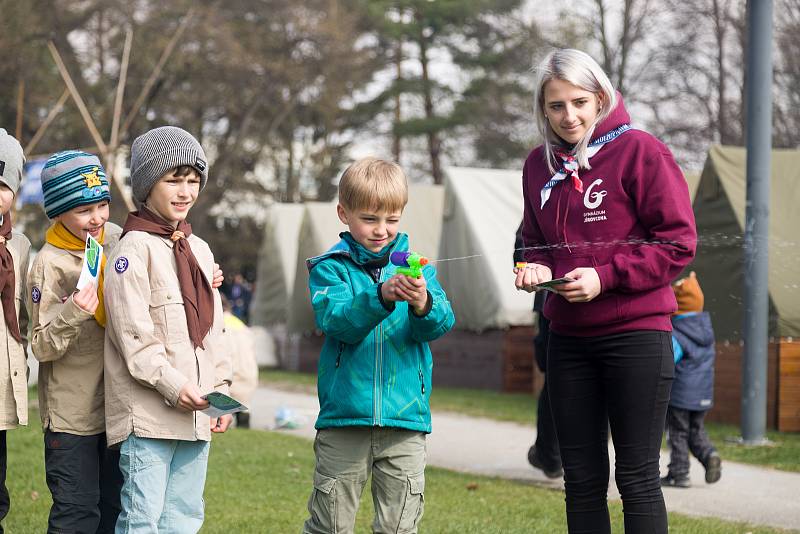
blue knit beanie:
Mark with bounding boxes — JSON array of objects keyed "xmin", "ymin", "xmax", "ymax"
[{"xmin": 41, "ymin": 151, "xmax": 111, "ymax": 219}]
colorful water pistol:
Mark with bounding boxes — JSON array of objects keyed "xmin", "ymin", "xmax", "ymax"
[{"xmin": 390, "ymin": 251, "xmax": 429, "ymax": 278}]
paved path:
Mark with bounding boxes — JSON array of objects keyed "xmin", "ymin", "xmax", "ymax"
[{"xmin": 249, "ymin": 386, "xmax": 800, "ymax": 531}]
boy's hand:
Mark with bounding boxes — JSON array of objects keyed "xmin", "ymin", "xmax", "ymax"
[
  {"xmin": 73, "ymin": 284, "xmax": 99, "ymax": 314},
  {"xmin": 381, "ymin": 274, "xmax": 403, "ymax": 303},
  {"xmin": 177, "ymin": 382, "xmax": 210, "ymax": 411},
  {"xmin": 211, "ymin": 414, "xmax": 233, "ymax": 433},
  {"xmin": 212, "ymin": 263, "xmax": 224, "ymax": 289},
  {"xmin": 514, "ymin": 263, "xmax": 552, "ymax": 293},
  {"xmin": 394, "ymin": 275, "xmax": 429, "ymax": 314},
  {"xmin": 558, "ymin": 267, "xmax": 601, "ymax": 302}
]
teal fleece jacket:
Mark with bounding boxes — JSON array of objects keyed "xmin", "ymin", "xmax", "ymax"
[{"xmin": 307, "ymin": 232, "xmax": 455, "ymax": 433}]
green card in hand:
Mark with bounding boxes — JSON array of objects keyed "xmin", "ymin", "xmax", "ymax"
[
  {"xmin": 534, "ymin": 276, "xmax": 576, "ymax": 293},
  {"xmin": 201, "ymin": 391, "xmax": 247, "ymax": 418}
]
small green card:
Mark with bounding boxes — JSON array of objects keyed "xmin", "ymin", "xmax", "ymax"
[{"xmin": 201, "ymin": 391, "xmax": 247, "ymax": 418}]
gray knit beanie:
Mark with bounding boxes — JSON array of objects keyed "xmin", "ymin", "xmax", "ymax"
[
  {"xmin": 129, "ymin": 126, "xmax": 208, "ymax": 203},
  {"xmin": 0, "ymin": 128, "xmax": 25, "ymax": 196}
]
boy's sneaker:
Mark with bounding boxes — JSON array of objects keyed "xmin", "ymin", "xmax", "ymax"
[
  {"xmin": 660, "ymin": 473, "xmax": 691, "ymax": 488},
  {"xmin": 704, "ymin": 452, "xmax": 722, "ymax": 484},
  {"xmin": 527, "ymin": 445, "xmax": 563, "ymax": 479}
]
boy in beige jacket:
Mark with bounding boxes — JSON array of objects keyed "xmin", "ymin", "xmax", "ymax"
[
  {"xmin": 104, "ymin": 126, "xmax": 231, "ymax": 534},
  {"xmin": 0, "ymin": 129, "xmax": 31, "ymax": 534},
  {"xmin": 27, "ymin": 151, "xmax": 123, "ymax": 533}
]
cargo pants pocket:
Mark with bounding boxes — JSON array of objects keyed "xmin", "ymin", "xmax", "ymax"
[
  {"xmin": 397, "ymin": 471, "xmax": 425, "ymax": 533},
  {"xmin": 306, "ymin": 470, "xmax": 338, "ymax": 533}
]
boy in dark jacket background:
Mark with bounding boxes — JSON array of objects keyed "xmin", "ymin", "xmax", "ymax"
[{"xmin": 662, "ymin": 272, "xmax": 722, "ymax": 488}]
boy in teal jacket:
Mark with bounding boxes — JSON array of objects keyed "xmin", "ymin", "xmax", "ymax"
[{"xmin": 302, "ymin": 157, "xmax": 455, "ymax": 534}]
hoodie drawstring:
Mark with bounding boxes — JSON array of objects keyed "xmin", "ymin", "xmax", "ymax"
[{"xmin": 555, "ymin": 183, "xmax": 573, "ymax": 253}]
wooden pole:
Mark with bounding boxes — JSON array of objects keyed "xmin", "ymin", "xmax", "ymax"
[
  {"xmin": 47, "ymin": 41, "xmax": 108, "ymax": 155},
  {"xmin": 15, "ymin": 78, "xmax": 24, "ymax": 142},
  {"xmin": 110, "ymin": 29, "xmax": 132, "ymax": 151},
  {"xmin": 24, "ymin": 89, "xmax": 69, "ymax": 157},
  {"xmin": 119, "ymin": 9, "xmax": 195, "ymax": 140},
  {"xmin": 107, "ymin": 29, "xmax": 135, "ymax": 211}
]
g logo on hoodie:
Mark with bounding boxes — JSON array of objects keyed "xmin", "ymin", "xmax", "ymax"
[{"xmin": 584, "ymin": 179, "xmax": 608, "ymax": 210}]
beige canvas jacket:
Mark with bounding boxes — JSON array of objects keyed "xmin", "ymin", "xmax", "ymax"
[
  {"xmin": 224, "ymin": 312, "xmax": 258, "ymax": 405},
  {"xmin": 27, "ymin": 223, "xmax": 122, "ymax": 435},
  {"xmin": 0, "ymin": 231, "xmax": 30, "ymax": 431},
  {"xmin": 103, "ymin": 230, "xmax": 231, "ymax": 447}
]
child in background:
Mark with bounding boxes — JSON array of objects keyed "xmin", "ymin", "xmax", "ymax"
[
  {"xmin": 103, "ymin": 126, "xmax": 232, "ymax": 533},
  {"xmin": 27, "ymin": 151, "xmax": 123, "ymax": 532},
  {"xmin": 661, "ymin": 272, "xmax": 722, "ymax": 488},
  {"xmin": 302, "ymin": 157, "xmax": 455, "ymax": 534},
  {"xmin": 221, "ymin": 294, "xmax": 258, "ymax": 428},
  {"xmin": 0, "ymin": 129, "xmax": 32, "ymax": 534}
]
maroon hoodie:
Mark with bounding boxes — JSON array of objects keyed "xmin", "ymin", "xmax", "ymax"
[{"xmin": 522, "ymin": 95, "xmax": 696, "ymax": 337}]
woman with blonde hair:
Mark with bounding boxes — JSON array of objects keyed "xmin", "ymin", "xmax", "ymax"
[{"xmin": 514, "ymin": 48, "xmax": 697, "ymax": 533}]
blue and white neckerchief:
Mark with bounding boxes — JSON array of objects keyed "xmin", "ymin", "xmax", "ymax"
[{"xmin": 540, "ymin": 124, "xmax": 631, "ymax": 209}]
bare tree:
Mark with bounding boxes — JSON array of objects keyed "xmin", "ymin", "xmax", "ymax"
[
  {"xmin": 774, "ymin": 0, "xmax": 800, "ymax": 148},
  {"xmin": 628, "ymin": 0, "xmax": 747, "ymax": 167},
  {"xmin": 583, "ymin": 0, "xmax": 662, "ymax": 96}
]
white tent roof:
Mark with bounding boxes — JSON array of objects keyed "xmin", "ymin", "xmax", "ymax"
[
  {"xmin": 437, "ymin": 166, "xmax": 534, "ymax": 331},
  {"xmin": 249, "ymin": 203, "xmax": 305, "ymax": 326},
  {"xmin": 287, "ymin": 185, "xmax": 445, "ymax": 334}
]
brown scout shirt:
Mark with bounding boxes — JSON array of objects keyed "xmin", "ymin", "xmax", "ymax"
[
  {"xmin": 0, "ymin": 231, "xmax": 30, "ymax": 431},
  {"xmin": 27, "ymin": 223, "xmax": 122, "ymax": 435},
  {"xmin": 103, "ymin": 230, "xmax": 231, "ymax": 447}
]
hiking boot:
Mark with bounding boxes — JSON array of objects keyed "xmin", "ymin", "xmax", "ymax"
[
  {"xmin": 704, "ymin": 452, "xmax": 722, "ymax": 484},
  {"xmin": 661, "ymin": 473, "xmax": 691, "ymax": 488},
  {"xmin": 527, "ymin": 445, "xmax": 563, "ymax": 479}
]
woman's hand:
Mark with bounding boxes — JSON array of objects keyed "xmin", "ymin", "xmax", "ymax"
[
  {"xmin": 558, "ymin": 268, "xmax": 601, "ymax": 302},
  {"xmin": 514, "ymin": 263, "xmax": 552, "ymax": 293}
]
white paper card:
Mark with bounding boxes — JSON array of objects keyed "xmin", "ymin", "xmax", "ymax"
[{"xmin": 76, "ymin": 234, "xmax": 103, "ymax": 290}]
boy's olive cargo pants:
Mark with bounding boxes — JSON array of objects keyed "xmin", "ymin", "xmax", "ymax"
[{"xmin": 302, "ymin": 427, "xmax": 426, "ymax": 534}]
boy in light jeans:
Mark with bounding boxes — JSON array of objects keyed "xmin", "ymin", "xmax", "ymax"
[{"xmin": 103, "ymin": 126, "xmax": 232, "ymax": 533}]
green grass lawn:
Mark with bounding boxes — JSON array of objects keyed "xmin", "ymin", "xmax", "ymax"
[
  {"xmin": 259, "ymin": 368, "xmax": 800, "ymax": 473},
  {"xmin": 5, "ymin": 416, "xmax": 795, "ymax": 534}
]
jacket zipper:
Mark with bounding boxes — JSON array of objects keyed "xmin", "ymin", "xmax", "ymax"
[
  {"xmin": 336, "ymin": 342, "xmax": 343, "ymax": 368},
  {"xmin": 374, "ymin": 267, "xmax": 384, "ymax": 426}
]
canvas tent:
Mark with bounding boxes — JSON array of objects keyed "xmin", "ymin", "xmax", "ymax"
[
  {"xmin": 437, "ymin": 166, "xmax": 534, "ymax": 331},
  {"xmin": 685, "ymin": 171, "xmax": 701, "ymax": 202},
  {"xmin": 691, "ymin": 145, "xmax": 800, "ymax": 340},
  {"xmin": 249, "ymin": 203, "xmax": 305, "ymax": 327},
  {"xmin": 287, "ymin": 185, "xmax": 445, "ymax": 335}
]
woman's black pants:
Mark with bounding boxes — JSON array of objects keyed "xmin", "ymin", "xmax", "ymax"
[{"xmin": 548, "ymin": 330, "xmax": 673, "ymax": 534}]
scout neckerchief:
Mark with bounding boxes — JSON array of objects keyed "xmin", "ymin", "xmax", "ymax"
[
  {"xmin": 540, "ymin": 124, "xmax": 631, "ymax": 209},
  {"xmin": 122, "ymin": 206, "xmax": 214, "ymax": 350},
  {"xmin": 0, "ymin": 213, "xmax": 21, "ymax": 342},
  {"xmin": 45, "ymin": 222, "xmax": 108, "ymax": 327}
]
